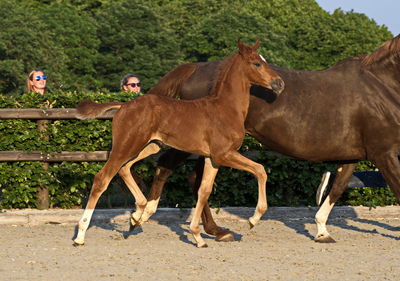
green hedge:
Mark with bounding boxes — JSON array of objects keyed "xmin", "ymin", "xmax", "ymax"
[{"xmin": 0, "ymin": 92, "xmax": 396, "ymax": 209}]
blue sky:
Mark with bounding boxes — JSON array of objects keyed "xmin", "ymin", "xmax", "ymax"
[{"xmin": 315, "ymin": 0, "xmax": 400, "ymax": 36}]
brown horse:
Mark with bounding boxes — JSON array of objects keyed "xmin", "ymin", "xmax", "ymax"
[
  {"xmin": 73, "ymin": 40, "xmax": 284, "ymax": 247},
  {"xmin": 136, "ymin": 34, "xmax": 400, "ymax": 243}
]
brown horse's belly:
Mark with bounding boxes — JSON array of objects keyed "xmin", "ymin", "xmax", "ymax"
[{"xmin": 263, "ymin": 139, "xmax": 366, "ymax": 162}]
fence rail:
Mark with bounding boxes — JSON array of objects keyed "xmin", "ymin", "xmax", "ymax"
[
  {"xmin": 0, "ymin": 151, "xmax": 110, "ymax": 162},
  {"xmin": 0, "ymin": 108, "xmax": 116, "ymax": 119}
]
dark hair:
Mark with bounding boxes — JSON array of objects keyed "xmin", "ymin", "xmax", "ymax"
[{"xmin": 120, "ymin": 74, "xmax": 140, "ymax": 90}]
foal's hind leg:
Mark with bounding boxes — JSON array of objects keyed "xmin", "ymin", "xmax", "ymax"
[
  {"xmin": 315, "ymin": 163, "xmax": 356, "ymax": 243},
  {"xmin": 118, "ymin": 142, "xmax": 161, "ymax": 228},
  {"xmin": 214, "ymin": 151, "xmax": 268, "ymax": 228},
  {"xmin": 74, "ymin": 152, "xmax": 131, "ymax": 245},
  {"xmin": 135, "ymin": 150, "xmax": 191, "ymax": 227},
  {"xmin": 190, "ymin": 157, "xmax": 219, "ymax": 248}
]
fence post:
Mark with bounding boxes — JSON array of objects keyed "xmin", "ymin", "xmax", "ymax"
[{"xmin": 36, "ymin": 119, "xmax": 50, "ymax": 210}]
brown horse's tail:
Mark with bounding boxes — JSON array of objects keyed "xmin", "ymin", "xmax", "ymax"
[
  {"xmin": 76, "ymin": 99, "xmax": 123, "ymax": 119},
  {"xmin": 147, "ymin": 63, "xmax": 198, "ymax": 98}
]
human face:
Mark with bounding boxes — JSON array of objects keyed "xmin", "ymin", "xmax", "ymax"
[
  {"xmin": 30, "ymin": 71, "xmax": 47, "ymax": 94},
  {"xmin": 123, "ymin": 77, "xmax": 141, "ymax": 93}
]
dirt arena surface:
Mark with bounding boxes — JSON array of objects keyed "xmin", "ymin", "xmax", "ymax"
[{"xmin": 0, "ymin": 216, "xmax": 399, "ymax": 281}]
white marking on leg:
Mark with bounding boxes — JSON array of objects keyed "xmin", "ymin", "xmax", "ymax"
[
  {"xmin": 315, "ymin": 195, "xmax": 335, "ymax": 239},
  {"xmin": 74, "ymin": 209, "xmax": 94, "ymax": 245}
]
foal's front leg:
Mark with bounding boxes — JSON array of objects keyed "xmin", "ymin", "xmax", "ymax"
[
  {"xmin": 189, "ymin": 157, "xmax": 219, "ymax": 248},
  {"xmin": 215, "ymin": 151, "xmax": 268, "ymax": 228}
]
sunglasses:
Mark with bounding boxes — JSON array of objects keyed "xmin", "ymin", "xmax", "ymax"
[
  {"xmin": 126, "ymin": 82, "xmax": 141, "ymax": 87},
  {"xmin": 34, "ymin": 75, "xmax": 47, "ymax": 81}
]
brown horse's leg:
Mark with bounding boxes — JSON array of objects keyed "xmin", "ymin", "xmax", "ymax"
[
  {"xmin": 315, "ymin": 163, "xmax": 356, "ymax": 243},
  {"xmin": 118, "ymin": 142, "xmax": 161, "ymax": 228},
  {"xmin": 74, "ymin": 152, "xmax": 129, "ymax": 245},
  {"xmin": 189, "ymin": 157, "xmax": 219, "ymax": 248},
  {"xmin": 371, "ymin": 152, "xmax": 400, "ymax": 202},
  {"xmin": 214, "ymin": 151, "xmax": 267, "ymax": 228},
  {"xmin": 136, "ymin": 150, "xmax": 192, "ymax": 227},
  {"xmin": 191, "ymin": 157, "xmax": 234, "ymax": 242}
]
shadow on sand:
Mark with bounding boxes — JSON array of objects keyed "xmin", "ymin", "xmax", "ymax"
[{"xmin": 72, "ymin": 206, "xmax": 399, "ymax": 246}]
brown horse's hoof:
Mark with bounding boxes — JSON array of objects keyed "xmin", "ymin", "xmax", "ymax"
[
  {"xmin": 215, "ymin": 231, "xmax": 235, "ymax": 242},
  {"xmin": 314, "ymin": 234, "xmax": 336, "ymax": 243}
]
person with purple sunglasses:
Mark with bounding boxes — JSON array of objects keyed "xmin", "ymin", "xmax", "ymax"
[{"xmin": 25, "ymin": 69, "xmax": 47, "ymax": 95}]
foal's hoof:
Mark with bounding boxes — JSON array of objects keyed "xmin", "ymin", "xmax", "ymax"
[
  {"xmin": 73, "ymin": 240, "xmax": 84, "ymax": 246},
  {"xmin": 123, "ymin": 223, "xmax": 141, "ymax": 239},
  {"xmin": 314, "ymin": 234, "xmax": 336, "ymax": 243},
  {"xmin": 248, "ymin": 220, "xmax": 255, "ymax": 229},
  {"xmin": 215, "ymin": 231, "xmax": 235, "ymax": 242},
  {"xmin": 129, "ymin": 217, "xmax": 142, "ymax": 230},
  {"xmin": 129, "ymin": 222, "xmax": 141, "ymax": 232},
  {"xmin": 197, "ymin": 243, "xmax": 208, "ymax": 248}
]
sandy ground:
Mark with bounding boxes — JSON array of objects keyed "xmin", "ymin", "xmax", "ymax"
[{"xmin": 0, "ymin": 217, "xmax": 399, "ymax": 281}]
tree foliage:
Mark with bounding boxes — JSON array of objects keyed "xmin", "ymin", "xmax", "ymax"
[
  {"xmin": 0, "ymin": 0, "xmax": 393, "ymax": 94},
  {"xmin": 94, "ymin": 0, "xmax": 184, "ymax": 92}
]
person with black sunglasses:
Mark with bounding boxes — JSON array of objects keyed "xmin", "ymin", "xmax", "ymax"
[
  {"xmin": 26, "ymin": 69, "xmax": 47, "ymax": 95},
  {"xmin": 120, "ymin": 73, "xmax": 141, "ymax": 93}
]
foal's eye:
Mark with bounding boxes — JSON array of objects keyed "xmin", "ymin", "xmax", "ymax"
[{"xmin": 254, "ymin": 63, "xmax": 261, "ymax": 67}]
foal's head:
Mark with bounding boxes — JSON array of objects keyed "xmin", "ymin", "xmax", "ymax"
[{"xmin": 238, "ymin": 39, "xmax": 284, "ymax": 95}]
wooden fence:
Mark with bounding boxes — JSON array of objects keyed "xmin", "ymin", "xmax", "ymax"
[
  {"xmin": 0, "ymin": 108, "xmax": 116, "ymax": 162},
  {"xmin": 0, "ymin": 108, "xmax": 118, "ymax": 209},
  {"xmin": 0, "ymin": 108, "xmax": 115, "ymax": 162}
]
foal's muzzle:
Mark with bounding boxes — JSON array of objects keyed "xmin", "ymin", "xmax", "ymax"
[{"xmin": 269, "ymin": 79, "xmax": 285, "ymax": 95}]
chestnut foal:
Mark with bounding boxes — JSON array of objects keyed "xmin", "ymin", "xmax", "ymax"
[{"xmin": 73, "ymin": 40, "xmax": 284, "ymax": 247}]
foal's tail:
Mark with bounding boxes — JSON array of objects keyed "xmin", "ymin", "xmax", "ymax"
[{"xmin": 76, "ymin": 99, "xmax": 122, "ymax": 119}]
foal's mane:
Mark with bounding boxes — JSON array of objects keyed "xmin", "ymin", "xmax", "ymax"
[
  {"xmin": 361, "ymin": 34, "xmax": 400, "ymax": 66},
  {"xmin": 208, "ymin": 53, "xmax": 239, "ymax": 95}
]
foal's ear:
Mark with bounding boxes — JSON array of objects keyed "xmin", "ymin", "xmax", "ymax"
[
  {"xmin": 238, "ymin": 39, "xmax": 250, "ymax": 56},
  {"xmin": 252, "ymin": 39, "xmax": 260, "ymax": 51},
  {"xmin": 238, "ymin": 39, "xmax": 245, "ymax": 54}
]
